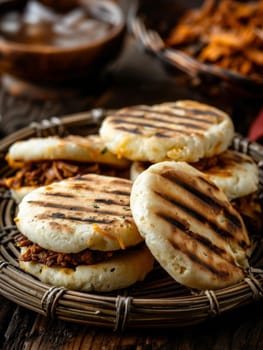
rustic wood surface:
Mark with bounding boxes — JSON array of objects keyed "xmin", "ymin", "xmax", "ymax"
[
  {"xmin": 0, "ymin": 29, "xmax": 263, "ymax": 349},
  {"xmin": 1, "ymin": 294, "xmax": 263, "ymax": 350}
]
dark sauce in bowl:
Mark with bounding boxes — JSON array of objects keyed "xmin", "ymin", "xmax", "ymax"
[
  {"xmin": 0, "ymin": 0, "xmax": 114, "ymax": 48},
  {"xmin": 0, "ymin": 0, "xmax": 125, "ymax": 82}
]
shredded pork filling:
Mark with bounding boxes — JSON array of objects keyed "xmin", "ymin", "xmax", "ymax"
[
  {"xmin": 231, "ymin": 193, "xmax": 263, "ymax": 237},
  {"xmin": 0, "ymin": 160, "xmax": 121, "ymax": 189},
  {"xmin": 191, "ymin": 154, "xmax": 220, "ymax": 171},
  {"xmin": 16, "ymin": 234, "xmax": 115, "ymax": 268}
]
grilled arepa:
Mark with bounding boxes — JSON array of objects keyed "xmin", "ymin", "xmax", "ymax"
[
  {"xmin": 130, "ymin": 150, "xmax": 259, "ymax": 201},
  {"xmin": 18, "ymin": 244, "xmax": 153, "ymax": 292},
  {"xmin": 130, "ymin": 161, "xmax": 251, "ymax": 290},
  {"xmin": 7, "ymin": 135, "xmax": 129, "ymax": 167},
  {"xmin": 99, "ymin": 100, "xmax": 234, "ymax": 163},
  {"xmin": 16, "ymin": 174, "xmax": 143, "ymax": 252},
  {"xmin": 195, "ymin": 149, "xmax": 258, "ymax": 201},
  {"xmin": 15, "ymin": 174, "xmax": 154, "ymax": 291},
  {"xmin": 1, "ymin": 135, "xmax": 130, "ymax": 203}
]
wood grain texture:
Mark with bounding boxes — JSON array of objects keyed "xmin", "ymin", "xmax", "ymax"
[
  {"xmin": 1, "ymin": 299, "xmax": 263, "ymax": 350},
  {"xmin": 0, "ymin": 296, "xmax": 16, "ymax": 341}
]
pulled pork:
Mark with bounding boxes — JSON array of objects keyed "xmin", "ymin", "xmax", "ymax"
[
  {"xmin": 0, "ymin": 160, "xmax": 121, "ymax": 189},
  {"xmin": 231, "ymin": 193, "xmax": 263, "ymax": 237},
  {"xmin": 16, "ymin": 234, "xmax": 114, "ymax": 268},
  {"xmin": 191, "ymin": 154, "xmax": 219, "ymax": 171}
]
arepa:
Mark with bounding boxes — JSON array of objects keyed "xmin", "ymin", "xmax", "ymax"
[
  {"xmin": 1, "ymin": 134, "xmax": 130, "ymax": 202},
  {"xmin": 130, "ymin": 150, "xmax": 259, "ymax": 201},
  {"xmin": 7, "ymin": 135, "xmax": 129, "ymax": 167},
  {"xmin": 130, "ymin": 161, "xmax": 251, "ymax": 290},
  {"xmin": 99, "ymin": 100, "xmax": 234, "ymax": 163},
  {"xmin": 19, "ymin": 244, "xmax": 153, "ymax": 292},
  {"xmin": 196, "ymin": 149, "xmax": 259, "ymax": 201},
  {"xmin": 15, "ymin": 173, "xmax": 154, "ymax": 292},
  {"xmin": 16, "ymin": 174, "xmax": 143, "ymax": 252}
]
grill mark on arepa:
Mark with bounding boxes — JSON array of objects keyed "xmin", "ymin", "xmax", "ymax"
[
  {"xmin": 114, "ymin": 126, "xmax": 180, "ymax": 138},
  {"xmin": 116, "ymin": 112, "xmax": 212, "ymax": 128},
  {"xmin": 44, "ymin": 212, "xmax": 115, "ymax": 225},
  {"xmin": 156, "ymin": 211, "xmax": 237, "ymax": 267},
  {"xmin": 108, "ymin": 189, "xmax": 130, "ymax": 196},
  {"xmin": 160, "ymin": 171, "xmax": 243, "ymax": 230},
  {"xmin": 169, "ymin": 238, "xmax": 231, "ymax": 278},
  {"xmin": 45, "ymin": 192, "xmax": 75, "ymax": 198},
  {"xmin": 125, "ymin": 106, "xmax": 219, "ymax": 123},
  {"xmin": 94, "ymin": 198, "xmax": 123, "ymax": 205},
  {"xmin": 171, "ymin": 240, "xmax": 232, "ymax": 279},
  {"xmin": 27, "ymin": 200, "xmax": 132, "ymax": 218},
  {"xmin": 111, "ymin": 117, "xmax": 208, "ymax": 132},
  {"xmin": 74, "ymin": 174, "xmax": 131, "ymax": 184},
  {"xmin": 48, "ymin": 186, "xmax": 130, "ymax": 198},
  {"xmin": 73, "ymin": 175, "xmax": 131, "ymax": 188},
  {"xmin": 113, "ymin": 124, "xmax": 203, "ymax": 137},
  {"xmin": 169, "ymin": 105, "xmax": 224, "ymax": 120},
  {"xmin": 64, "ymin": 176, "xmax": 131, "ymax": 197},
  {"xmin": 154, "ymin": 190, "xmax": 234, "ymax": 241}
]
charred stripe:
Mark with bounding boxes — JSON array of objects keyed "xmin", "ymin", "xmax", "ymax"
[
  {"xmin": 94, "ymin": 198, "xmax": 123, "ymax": 205},
  {"xmin": 65, "ymin": 176, "xmax": 131, "ymax": 197},
  {"xmin": 161, "ymin": 172, "xmax": 243, "ymax": 230},
  {"xmin": 27, "ymin": 200, "xmax": 132, "ymax": 217},
  {"xmin": 45, "ymin": 192, "xmax": 75, "ymax": 198},
  {"xmin": 111, "ymin": 117, "xmax": 209, "ymax": 131},
  {"xmin": 117, "ymin": 111, "xmax": 215, "ymax": 125},
  {"xmin": 173, "ymin": 243, "xmax": 234, "ymax": 279},
  {"xmin": 155, "ymin": 191, "xmax": 234, "ymax": 240},
  {"xmin": 114, "ymin": 125, "xmax": 203, "ymax": 137},
  {"xmin": 74, "ymin": 175, "xmax": 131, "ymax": 189},
  {"xmin": 46, "ymin": 212, "xmax": 115, "ymax": 225},
  {"xmin": 107, "ymin": 189, "xmax": 130, "ymax": 196},
  {"xmin": 170, "ymin": 240, "xmax": 232, "ymax": 278},
  {"xmin": 114, "ymin": 126, "xmax": 174, "ymax": 137},
  {"xmin": 172, "ymin": 240, "xmax": 232, "ymax": 279},
  {"xmin": 157, "ymin": 212, "xmax": 235, "ymax": 265},
  {"xmin": 170, "ymin": 105, "xmax": 224, "ymax": 121},
  {"xmin": 124, "ymin": 106, "xmax": 219, "ymax": 123}
]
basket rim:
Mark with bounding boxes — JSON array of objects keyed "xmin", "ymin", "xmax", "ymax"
[{"xmin": 1, "ymin": 108, "xmax": 263, "ymax": 330}]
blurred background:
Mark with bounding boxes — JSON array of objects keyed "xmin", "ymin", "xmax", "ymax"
[{"xmin": 0, "ymin": 0, "xmax": 262, "ymax": 140}]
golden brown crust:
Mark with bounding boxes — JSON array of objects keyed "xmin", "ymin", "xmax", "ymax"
[{"xmin": 131, "ymin": 161, "xmax": 251, "ymax": 290}]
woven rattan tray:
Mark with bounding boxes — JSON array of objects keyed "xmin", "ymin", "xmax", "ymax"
[{"xmin": 1, "ymin": 109, "xmax": 263, "ymax": 331}]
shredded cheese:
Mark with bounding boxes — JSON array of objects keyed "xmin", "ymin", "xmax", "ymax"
[
  {"xmin": 116, "ymin": 139, "xmax": 130, "ymax": 159},
  {"xmin": 92, "ymin": 223, "xmax": 116, "ymax": 241},
  {"xmin": 6, "ymin": 156, "xmax": 24, "ymax": 169},
  {"xmin": 117, "ymin": 233, "xmax": 126, "ymax": 250},
  {"xmin": 92, "ymin": 223, "xmax": 126, "ymax": 250}
]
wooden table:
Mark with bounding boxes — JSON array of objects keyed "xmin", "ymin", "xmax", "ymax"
[
  {"xmin": 0, "ymin": 32, "xmax": 263, "ymax": 350},
  {"xmin": 1, "ymin": 293, "xmax": 263, "ymax": 349}
]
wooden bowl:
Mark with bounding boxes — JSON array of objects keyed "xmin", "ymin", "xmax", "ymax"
[{"xmin": 0, "ymin": 0, "xmax": 125, "ymax": 83}]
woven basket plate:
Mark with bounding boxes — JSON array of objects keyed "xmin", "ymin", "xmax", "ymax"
[{"xmin": 0, "ymin": 109, "xmax": 263, "ymax": 331}]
